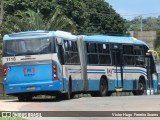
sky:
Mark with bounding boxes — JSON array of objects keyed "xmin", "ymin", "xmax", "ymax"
[{"xmin": 106, "ymin": 0, "xmax": 160, "ymax": 20}]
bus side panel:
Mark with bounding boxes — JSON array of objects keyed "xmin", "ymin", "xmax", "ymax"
[
  {"xmin": 62, "ymin": 65, "xmax": 83, "ymax": 92},
  {"xmin": 87, "ymin": 66, "xmax": 105, "ymax": 91},
  {"xmin": 122, "ymin": 67, "xmax": 147, "ymax": 91}
]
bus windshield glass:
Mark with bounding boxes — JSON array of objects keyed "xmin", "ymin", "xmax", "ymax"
[{"xmin": 3, "ymin": 37, "xmax": 52, "ymax": 57}]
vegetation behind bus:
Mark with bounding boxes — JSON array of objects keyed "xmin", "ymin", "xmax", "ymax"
[{"xmin": 2, "ymin": 0, "xmax": 127, "ymax": 35}]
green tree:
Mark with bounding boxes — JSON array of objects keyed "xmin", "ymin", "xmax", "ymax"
[
  {"xmin": 154, "ymin": 31, "xmax": 160, "ymax": 53},
  {"xmin": 1, "ymin": 8, "xmax": 76, "ymax": 36},
  {"xmin": 3, "ymin": 0, "xmax": 127, "ymax": 34},
  {"xmin": 57, "ymin": 0, "xmax": 127, "ymax": 34},
  {"xmin": 127, "ymin": 16, "xmax": 160, "ymax": 31}
]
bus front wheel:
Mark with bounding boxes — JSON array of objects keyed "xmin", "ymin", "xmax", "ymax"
[{"xmin": 132, "ymin": 79, "xmax": 145, "ymax": 95}]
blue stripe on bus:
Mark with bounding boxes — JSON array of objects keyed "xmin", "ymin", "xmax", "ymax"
[
  {"xmin": 87, "ymin": 72, "xmax": 106, "ymax": 74},
  {"xmin": 113, "ymin": 69, "xmax": 147, "ymax": 75},
  {"xmin": 87, "ymin": 69, "xmax": 105, "ymax": 71},
  {"xmin": 68, "ymin": 68, "xmax": 147, "ymax": 76},
  {"xmin": 114, "ymin": 71, "xmax": 147, "ymax": 76}
]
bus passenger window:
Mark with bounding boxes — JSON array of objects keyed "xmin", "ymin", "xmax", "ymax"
[
  {"xmin": 86, "ymin": 43, "xmax": 97, "ymax": 53},
  {"xmin": 123, "ymin": 45, "xmax": 135, "ymax": 65},
  {"xmin": 134, "ymin": 46, "xmax": 145, "ymax": 66},
  {"xmin": 86, "ymin": 42, "xmax": 98, "ymax": 65},
  {"xmin": 63, "ymin": 40, "xmax": 80, "ymax": 65},
  {"xmin": 88, "ymin": 54, "xmax": 98, "ymax": 64},
  {"xmin": 98, "ymin": 43, "xmax": 111, "ymax": 65}
]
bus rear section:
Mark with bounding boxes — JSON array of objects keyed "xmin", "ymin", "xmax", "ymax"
[
  {"xmin": 3, "ymin": 59, "xmax": 60, "ymax": 94},
  {"xmin": 2, "ymin": 32, "xmax": 62, "ymax": 101}
]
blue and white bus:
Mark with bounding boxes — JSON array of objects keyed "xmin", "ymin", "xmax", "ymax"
[
  {"xmin": 2, "ymin": 30, "xmax": 79, "ymax": 101},
  {"xmin": 2, "ymin": 30, "xmax": 158, "ymax": 101},
  {"xmin": 79, "ymin": 35, "xmax": 158, "ymax": 96}
]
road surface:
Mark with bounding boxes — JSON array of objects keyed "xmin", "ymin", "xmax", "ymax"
[{"xmin": 0, "ymin": 95, "xmax": 160, "ymax": 120}]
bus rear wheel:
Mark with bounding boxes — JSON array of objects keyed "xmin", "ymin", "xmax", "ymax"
[
  {"xmin": 63, "ymin": 79, "xmax": 74, "ymax": 100},
  {"xmin": 18, "ymin": 96, "xmax": 32, "ymax": 102},
  {"xmin": 132, "ymin": 79, "xmax": 145, "ymax": 95}
]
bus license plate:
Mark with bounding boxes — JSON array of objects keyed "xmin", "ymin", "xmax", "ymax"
[{"xmin": 27, "ymin": 86, "xmax": 35, "ymax": 90}]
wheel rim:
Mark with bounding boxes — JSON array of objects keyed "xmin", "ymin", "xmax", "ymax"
[
  {"xmin": 100, "ymin": 80, "xmax": 106, "ymax": 95},
  {"xmin": 139, "ymin": 82, "xmax": 144, "ymax": 91}
]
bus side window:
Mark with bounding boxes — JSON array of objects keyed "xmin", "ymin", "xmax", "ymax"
[
  {"xmin": 86, "ymin": 42, "xmax": 98, "ymax": 64},
  {"xmin": 98, "ymin": 43, "xmax": 111, "ymax": 65},
  {"xmin": 134, "ymin": 45, "xmax": 145, "ymax": 66},
  {"xmin": 123, "ymin": 45, "xmax": 135, "ymax": 65},
  {"xmin": 63, "ymin": 40, "xmax": 80, "ymax": 65}
]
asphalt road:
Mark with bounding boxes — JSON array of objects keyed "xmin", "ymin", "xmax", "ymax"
[{"xmin": 0, "ymin": 95, "xmax": 160, "ymax": 120}]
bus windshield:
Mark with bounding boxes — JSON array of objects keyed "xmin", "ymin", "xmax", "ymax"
[{"xmin": 3, "ymin": 38, "xmax": 52, "ymax": 57}]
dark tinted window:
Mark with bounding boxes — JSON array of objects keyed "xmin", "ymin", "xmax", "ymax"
[
  {"xmin": 123, "ymin": 45, "xmax": 134, "ymax": 54},
  {"xmin": 86, "ymin": 43, "xmax": 97, "ymax": 53},
  {"xmin": 99, "ymin": 55, "xmax": 111, "ymax": 64},
  {"xmin": 3, "ymin": 38, "xmax": 52, "ymax": 57},
  {"xmin": 98, "ymin": 43, "xmax": 109, "ymax": 53},
  {"xmin": 134, "ymin": 46, "xmax": 144, "ymax": 55},
  {"xmin": 134, "ymin": 46, "xmax": 145, "ymax": 66},
  {"xmin": 87, "ymin": 54, "xmax": 98, "ymax": 64},
  {"xmin": 123, "ymin": 45, "xmax": 135, "ymax": 65},
  {"xmin": 86, "ymin": 42, "xmax": 111, "ymax": 65},
  {"xmin": 98, "ymin": 43, "xmax": 111, "ymax": 65},
  {"xmin": 63, "ymin": 40, "xmax": 80, "ymax": 65}
]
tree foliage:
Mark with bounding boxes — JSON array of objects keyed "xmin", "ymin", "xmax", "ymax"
[
  {"xmin": 3, "ymin": 0, "xmax": 127, "ymax": 35},
  {"xmin": 154, "ymin": 31, "xmax": 160, "ymax": 53},
  {"xmin": 1, "ymin": 8, "xmax": 76, "ymax": 36},
  {"xmin": 127, "ymin": 16, "xmax": 160, "ymax": 31}
]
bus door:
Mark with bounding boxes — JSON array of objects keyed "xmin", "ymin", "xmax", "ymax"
[
  {"xmin": 111, "ymin": 44, "xmax": 123, "ymax": 91},
  {"xmin": 146, "ymin": 50, "xmax": 158, "ymax": 94}
]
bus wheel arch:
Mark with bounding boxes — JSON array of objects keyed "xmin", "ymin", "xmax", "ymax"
[
  {"xmin": 91, "ymin": 75, "xmax": 111, "ymax": 97},
  {"xmin": 99, "ymin": 75, "xmax": 108, "ymax": 96},
  {"xmin": 132, "ymin": 76, "xmax": 146, "ymax": 95},
  {"xmin": 100, "ymin": 75, "xmax": 112, "ymax": 96}
]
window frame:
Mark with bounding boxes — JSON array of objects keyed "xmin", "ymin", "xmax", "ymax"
[
  {"xmin": 85, "ymin": 41, "xmax": 111, "ymax": 66},
  {"xmin": 122, "ymin": 44, "xmax": 145, "ymax": 67},
  {"xmin": 123, "ymin": 44, "xmax": 135, "ymax": 66},
  {"xmin": 63, "ymin": 39, "xmax": 80, "ymax": 65}
]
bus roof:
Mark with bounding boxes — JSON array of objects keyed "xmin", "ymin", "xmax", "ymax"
[
  {"xmin": 83, "ymin": 35, "xmax": 148, "ymax": 46},
  {"xmin": 3, "ymin": 30, "xmax": 76, "ymax": 40}
]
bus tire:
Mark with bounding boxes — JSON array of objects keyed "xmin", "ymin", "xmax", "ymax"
[
  {"xmin": 99, "ymin": 78, "xmax": 107, "ymax": 96},
  {"xmin": 18, "ymin": 96, "xmax": 25, "ymax": 102},
  {"xmin": 64, "ymin": 78, "xmax": 74, "ymax": 100},
  {"xmin": 56, "ymin": 93, "xmax": 63, "ymax": 100},
  {"xmin": 18, "ymin": 96, "xmax": 32, "ymax": 102},
  {"xmin": 106, "ymin": 92, "xmax": 112, "ymax": 96},
  {"xmin": 132, "ymin": 78, "xmax": 145, "ymax": 95},
  {"xmin": 91, "ymin": 78, "xmax": 107, "ymax": 97}
]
